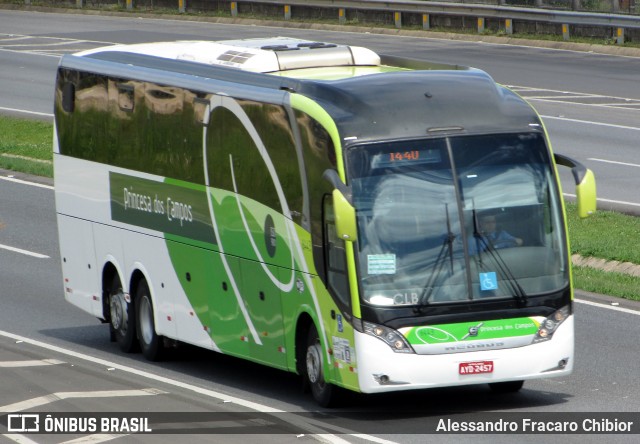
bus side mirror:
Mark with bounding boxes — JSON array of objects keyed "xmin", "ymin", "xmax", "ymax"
[
  {"xmin": 554, "ymin": 153, "xmax": 597, "ymax": 218},
  {"xmin": 333, "ymin": 189, "xmax": 358, "ymax": 242},
  {"xmin": 575, "ymin": 169, "xmax": 596, "ymax": 218},
  {"xmin": 323, "ymin": 169, "xmax": 358, "ymax": 242}
]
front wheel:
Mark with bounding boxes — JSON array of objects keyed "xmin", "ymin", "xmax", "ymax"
[
  {"xmin": 305, "ymin": 326, "xmax": 339, "ymax": 407},
  {"xmin": 109, "ymin": 275, "xmax": 137, "ymax": 353},
  {"xmin": 135, "ymin": 279, "xmax": 164, "ymax": 361}
]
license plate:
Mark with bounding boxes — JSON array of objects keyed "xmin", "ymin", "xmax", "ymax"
[{"xmin": 459, "ymin": 361, "xmax": 494, "ymax": 375}]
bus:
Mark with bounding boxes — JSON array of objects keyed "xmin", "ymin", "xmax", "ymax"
[{"xmin": 53, "ymin": 37, "xmax": 596, "ymax": 406}]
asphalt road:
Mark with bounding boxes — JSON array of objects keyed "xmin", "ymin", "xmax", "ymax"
[{"xmin": 1, "ymin": 8, "xmax": 640, "ymax": 444}]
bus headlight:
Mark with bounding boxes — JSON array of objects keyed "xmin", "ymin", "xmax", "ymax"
[
  {"xmin": 363, "ymin": 321, "xmax": 415, "ymax": 353},
  {"xmin": 532, "ymin": 305, "xmax": 570, "ymax": 344}
]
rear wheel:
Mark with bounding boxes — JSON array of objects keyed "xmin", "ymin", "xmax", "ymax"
[
  {"xmin": 305, "ymin": 326, "xmax": 338, "ymax": 407},
  {"xmin": 135, "ymin": 279, "xmax": 164, "ymax": 361},
  {"xmin": 489, "ymin": 380, "xmax": 524, "ymax": 393},
  {"xmin": 108, "ymin": 275, "xmax": 137, "ymax": 353}
]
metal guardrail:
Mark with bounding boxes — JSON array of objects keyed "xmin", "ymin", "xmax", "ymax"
[
  {"xmin": 222, "ymin": 0, "xmax": 640, "ymax": 42},
  {"xmin": 244, "ymin": 0, "xmax": 640, "ymax": 28},
  {"xmin": 19, "ymin": 0, "xmax": 640, "ymax": 42}
]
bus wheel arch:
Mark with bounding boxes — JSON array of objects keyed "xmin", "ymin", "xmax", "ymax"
[
  {"xmin": 295, "ymin": 313, "xmax": 313, "ymax": 379},
  {"xmin": 296, "ymin": 314, "xmax": 339, "ymax": 407},
  {"xmin": 101, "ymin": 262, "xmax": 118, "ymax": 329}
]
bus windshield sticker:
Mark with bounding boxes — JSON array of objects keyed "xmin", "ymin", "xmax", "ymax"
[
  {"xmin": 479, "ymin": 272, "xmax": 498, "ymax": 291},
  {"xmin": 367, "ymin": 254, "xmax": 396, "ymax": 275}
]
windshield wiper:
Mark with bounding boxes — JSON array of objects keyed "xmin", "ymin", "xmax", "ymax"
[
  {"xmin": 472, "ymin": 210, "xmax": 528, "ymax": 305},
  {"xmin": 416, "ymin": 205, "xmax": 455, "ymax": 308}
]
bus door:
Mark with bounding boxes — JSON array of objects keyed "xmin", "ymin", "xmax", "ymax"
[{"xmin": 323, "ymin": 195, "xmax": 359, "ymax": 390}]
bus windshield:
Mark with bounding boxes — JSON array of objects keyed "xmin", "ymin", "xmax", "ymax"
[{"xmin": 347, "ymin": 133, "xmax": 568, "ymax": 307}]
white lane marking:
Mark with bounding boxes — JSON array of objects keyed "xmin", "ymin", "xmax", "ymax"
[
  {"xmin": 0, "ymin": 330, "xmax": 392, "ymax": 444},
  {"xmin": 0, "ymin": 175, "xmax": 53, "ymax": 190},
  {"xmin": 61, "ymin": 435, "xmax": 126, "ymax": 444},
  {"xmin": 596, "ymin": 197, "xmax": 640, "ymax": 207},
  {"xmin": 0, "ymin": 358, "xmax": 64, "ymax": 368},
  {"xmin": 350, "ymin": 435, "xmax": 400, "ymax": 444},
  {"xmin": 0, "ymin": 34, "xmax": 117, "ymax": 58},
  {"xmin": 0, "ymin": 177, "xmax": 52, "ymax": 259},
  {"xmin": 1, "ymin": 40, "xmax": 98, "ymax": 49},
  {"xmin": 541, "ymin": 115, "xmax": 640, "ymax": 132},
  {"xmin": 0, "ymin": 35, "xmax": 33, "ymax": 42},
  {"xmin": 587, "ymin": 103, "xmax": 640, "ymax": 107},
  {"xmin": 536, "ymin": 99, "xmax": 639, "ymax": 112},
  {"xmin": 588, "ymin": 158, "xmax": 640, "ymax": 168},
  {"xmin": 3, "ymin": 434, "xmax": 40, "ymax": 444},
  {"xmin": 509, "ymin": 85, "xmax": 640, "ymax": 102},
  {"xmin": 0, "ymin": 33, "xmax": 114, "ymax": 45},
  {"xmin": 0, "ymin": 389, "xmax": 166, "ymax": 413},
  {"xmin": 0, "ymin": 243, "xmax": 49, "ymax": 259},
  {"xmin": 525, "ymin": 95, "xmax": 595, "ymax": 99},
  {"xmin": 563, "ymin": 193, "xmax": 640, "ymax": 208},
  {"xmin": 0, "ymin": 106, "xmax": 53, "ymax": 118},
  {"xmin": 508, "ymin": 85, "xmax": 640, "ymax": 111},
  {"xmin": 576, "ymin": 298, "xmax": 640, "ymax": 315},
  {"xmin": 0, "ymin": 48, "xmax": 61, "ymax": 58}
]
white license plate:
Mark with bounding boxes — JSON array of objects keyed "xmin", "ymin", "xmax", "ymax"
[{"xmin": 459, "ymin": 361, "xmax": 494, "ymax": 375}]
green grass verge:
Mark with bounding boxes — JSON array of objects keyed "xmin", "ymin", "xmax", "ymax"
[
  {"xmin": 565, "ymin": 203, "xmax": 640, "ymax": 264},
  {"xmin": 565, "ymin": 203, "xmax": 640, "ymax": 301},
  {"xmin": 0, "ymin": 115, "xmax": 638, "ymax": 299},
  {"xmin": 572, "ymin": 267, "xmax": 640, "ymax": 301},
  {"xmin": 0, "ymin": 117, "xmax": 53, "ymax": 177}
]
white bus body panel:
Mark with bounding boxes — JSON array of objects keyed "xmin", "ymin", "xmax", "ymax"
[
  {"xmin": 55, "ymin": 154, "xmax": 217, "ymax": 350},
  {"xmin": 57, "ymin": 214, "xmax": 100, "ymax": 317}
]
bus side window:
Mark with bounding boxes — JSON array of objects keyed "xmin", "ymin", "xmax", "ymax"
[{"xmin": 323, "ymin": 195, "xmax": 351, "ymax": 310}]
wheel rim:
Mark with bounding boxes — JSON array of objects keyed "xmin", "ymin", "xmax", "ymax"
[
  {"xmin": 110, "ymin": 291, "xmax": 127, "ymax": 332},
  {"xmin": 139, "ymin": 295, "xmax": 154, "ymax": 346},
  {"xmin": 306, "ymin": 342, "xmax": 323, "ymax": 385}
]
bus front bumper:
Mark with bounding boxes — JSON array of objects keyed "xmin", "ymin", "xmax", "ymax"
[{"xmin": 352, "ymin": 316, "xmax": 574, "ymax": 394}]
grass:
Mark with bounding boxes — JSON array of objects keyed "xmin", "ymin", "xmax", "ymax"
[
  {"xmin": 1, "ymin": 115, "xmax": 638, "ymax": 300},
  {"xmin": 566, "ymin": 203, "xmax": 640, "ymax": 264},
  {"xmin": 565, "ymin": 203, "xmax": 640, "ymax": 301},
  {"xmin": 572, "ymin": 267, "xmax": 640, "ymax": 301},
  {"xmin": 0, "ymin": 117, "xmax": 53, "ymax": 177}
]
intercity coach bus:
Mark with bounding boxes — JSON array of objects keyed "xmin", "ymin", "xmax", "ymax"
[{"xmin": 53, "ymin": 37, "xmax": 596, "ymax": 406}]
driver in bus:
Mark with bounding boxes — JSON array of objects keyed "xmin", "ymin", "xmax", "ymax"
[{"xmin": 469, "ymin": 212, "xmax": 523, "ymax": 254}]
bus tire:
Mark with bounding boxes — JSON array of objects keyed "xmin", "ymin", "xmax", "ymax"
[
  {"xmin": 489, "ymin": 380, "xmax": 524, "ymax": 393},
  {"xmin": 135, "ymin": 279, "xmax": 164, "ymax": 361},
  {"xmin": 305, "ymin": 326, "xmax": 338, "ymax": 407},
  {"xmin": 108, "ymin": 275, "xmax": 137, "ymax": 353}
]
